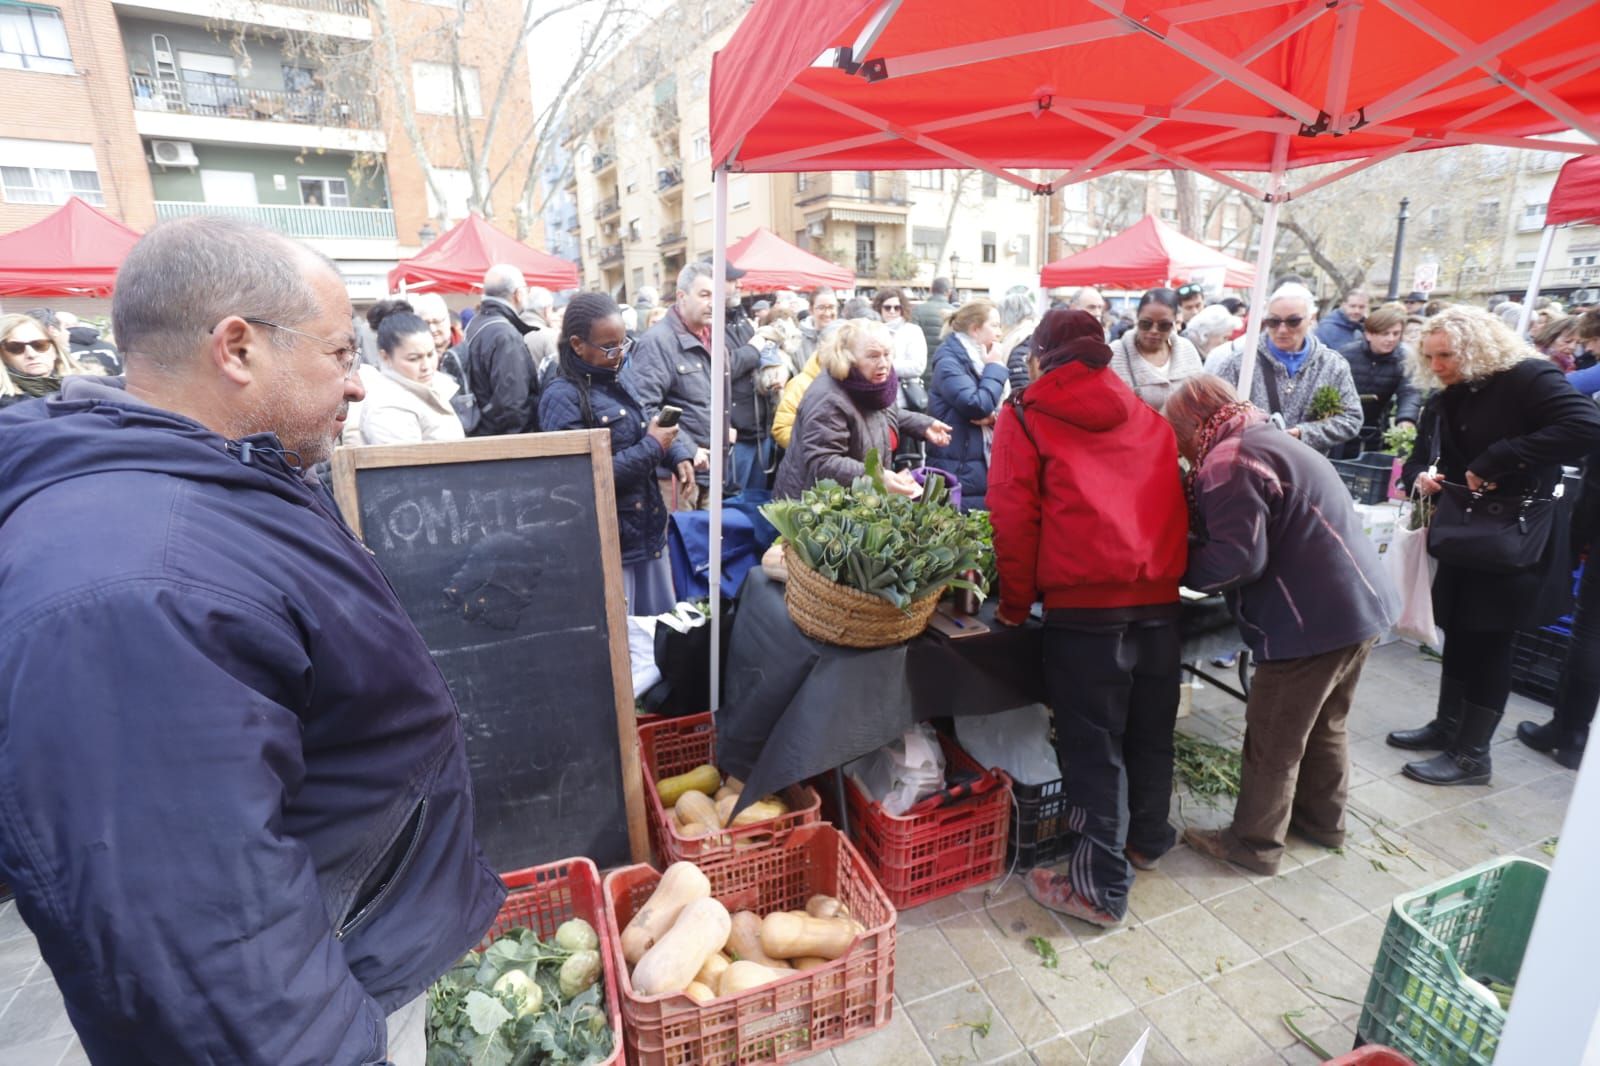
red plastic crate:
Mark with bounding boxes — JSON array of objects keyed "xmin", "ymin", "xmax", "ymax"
[
  {"xmin": 640, "ymin": 712, "xmax": 823, "ymax": 863},
  {"xmin": 601, "ymin": 825, "xmax": 897, "ymax": 1066},
  {"xmin": 843, "ymin": 734, "xmax": 1012, "ymax": 909},
  {"xmin": 465, "ymin": 858, "xmax": 623, "ymax": 1065},
  {"xmin": 1323, "ymin": 1048, "xmax": 1415, "ymax": 1065}
]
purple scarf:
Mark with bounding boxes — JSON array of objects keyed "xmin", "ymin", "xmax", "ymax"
[{"xmin": 839, "ymin": 367, "xmax": 900, "ymax": 410}]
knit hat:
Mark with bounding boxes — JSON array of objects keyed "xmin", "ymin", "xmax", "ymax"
[{"xmin": 1032, "ymin": 308, "xmax": 1113, "ymax": 372}]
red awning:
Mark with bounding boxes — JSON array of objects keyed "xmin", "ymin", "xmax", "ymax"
[
  {"xmin": 729, "ymin": 226, "xmax": 856, "ymax": 291},
  {"xmin": 1546, "ymin": 154, "xmax": 1600, "ymax": 227},
  {"xmin": 0, "ymin": 198, "xmax": 142, "ymax": 298},
  {"xmin": 711, "ymin": 1, "xmax": 1600, "ymax": 185},
  {"xmin": 388, "ymin": 214, "xmax": 579, "ymax": 294},
  {"xmin": 1040, "ymin": 214, "xmax": 1256, "ymax": 289}
]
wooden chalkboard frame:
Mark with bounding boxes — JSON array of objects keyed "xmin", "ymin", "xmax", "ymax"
[{"xmin": 330, "ymin": 430, "xmax": 649, "ymax": 866}]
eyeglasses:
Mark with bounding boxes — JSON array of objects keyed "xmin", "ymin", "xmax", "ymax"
[
  {"xmin": 1262, "ymin": 316, "xmax": 1306, "ymax": 330},
  {"xmin": 881, "ymin": 303, "xmax": 902, "ymax": 312},
  {"xmin": 2, "ymin": 338, "xmax": 53, "ymax": 356},
  {"xmin": 1137, "ymin": 319, "xmax": 1175, "ymax": 333},
  {"xmin": 241, "ymin": 318, "xmax": 361, "ymax": 378},
  {"xmin": 589, "ymin": 336, "xmax": 633, "ymax": 359}
]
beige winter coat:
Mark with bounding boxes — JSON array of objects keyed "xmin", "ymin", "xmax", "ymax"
[{"xmin": 354, "ymin": 365, "xmax": 466, "ymax": 446}]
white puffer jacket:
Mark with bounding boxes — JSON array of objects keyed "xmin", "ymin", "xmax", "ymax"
[{"xmin": 353, "ymin": 364, "xmax": 466, "ymax": 446}]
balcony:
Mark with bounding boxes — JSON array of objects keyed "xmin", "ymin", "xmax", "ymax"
[
  {"xmin": 657, "ymin": 166, "xmax": 683, "ymax": 196},
  {"xmin": 599, "ymin": 242, "xmax": 624, "ymax": 266},
  {"xmin": 111, "ymin": 0, "xmax": 370, "ymax": 39},
  {"xmin": 659, "ymin": 221, "xmax": 686, "ymax": 246},
  {"xmin": 1493, "ymin": 263, "xmax": 1600, "ymax": 292},
  {"xmin": 130, "ymin": 75, "xmax": 382, "ymax": 152},
  {"xmin": 796, "ymin": 172, "xmax": 912, "ymax": 226},
  {"xmin": 154, "ymin": 201, "xmax": 396, "ymax": 240},
  {"xmin": 592, "ymin": 145, "xmax": 617, "ymax": 175},
  {"xmin": 594, "ymin": 194, "xmax": 620, "ymax": 220}
]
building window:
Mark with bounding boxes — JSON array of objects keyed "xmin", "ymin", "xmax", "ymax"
[
  {"xmin": 692, "ymin": 129, "xmax": 709, "ymax": 161},
  {"xmin": 692, "ymin": 191, "xmax": 711, "ymax": 223},
  {"xmin": 178, "ymin": 51, "xmax": 241, "ymax": 113},
  {"xmin": 1012, "ymin": 234, "xmax": 1030, "ymax": 261},
  {"xmin": 796, "ymin": 172, "xmax": 810, "ymax": 192},
  {"xmin": 1514, "ymin": 252, "xmax": 1538, "ymax": 269},
  {"xmin": 627, "ymin": 217, "xmax": 641, "ymax": 241},
  {"xmin": 1160, "ymin": 207, "xmax": 1177, "ymax": 221},
  {"xmin": 424, "ymin": 167, "xmax": 474, "ymax": 222},
  {"xmin": 298, "ymin": 177, "xmax": 349, "ymax": 207},
  {"xmin": 981, "ymin": 173, "xmax": 997, "ymax": 198},
  {"xmin": 912, "ymin": 226, "xmax": 944, "ymax": 260},
  {"xmin": 690, "ymin": 70, "xmax": 707, "ymax": 97},
  {"xmin": 855, "ymin": 223, "xmax": 876, "ymax": 274},
  {"xmin": 623, "ymin": 164, "xmax": 638, "ymax": 194},
  {"xmin": 1474, "ymin": 199, "xmax": 1500, "ymax": 233},
  {"xmin": 911, "ymin": 170, "xmax": 943, "ymax": 190},
  {"xmin": 855, "ymin": 171, "xmax": 872, "ymax": 191},
  {"xmin": 981, "ymin": 232, "xmax": 997, "ymax": 263},
  {"xmin": 701, "ymin": 6, "xmax": 712, "ymax": 32},
  {"xmin": 632, "ymin": 266, "xmax": 645, "ymax": 291},
  {"xmin": 730, "ymin": 174, "xmax": 750, "ymax": 210},
  {"xmin": 1573, "ymin": 253, "xmax": 1599, "ymax": 268},
  {"xmin": 1523, "ymin": 201, "xmax": 1547, "ymax": 227},
  {"xmin": 0, "ymin": 4, "xmax": 71, "ymax": 73},
  {"xmin": 0, "ymin": 139, "xmax": 102, "ymax": 205},
  {"xmin": 412, "ymin": 61, "xmax": 482, "ymax": 117}
]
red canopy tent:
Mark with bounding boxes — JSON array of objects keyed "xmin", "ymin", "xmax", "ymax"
[
  {"xmin": 1039, "ymin": 214, "xmax": 1256, "ymax": 288},
  {"xmin": 728, "ymin": 226, "xmax": 856, "ymax": 291},
  {"xmin": 1518, "ymin": 153, "xmax": 1600, "ymax": 330},
  {"xmin": 0, "ymin": 197, "xmax": 142, "ymax": 298},
  {"xmin": 387, "ymin": 214, "xmax": 579, "ymax": 294}
]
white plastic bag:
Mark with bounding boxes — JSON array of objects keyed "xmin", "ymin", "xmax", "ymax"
[
  {"xmin": 954, "ymin": 705, "xmax": 1061, "ymax": 785},
  {"xmin": 845, "ymin": 724, "xmax": 946, "ymax": 815},
  {"xmin": 1388, "ymin": 520, "xmax": 1443, "ymax": 648}
]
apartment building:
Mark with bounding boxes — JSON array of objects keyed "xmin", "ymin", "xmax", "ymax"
[
  {"xmin": 1493, "ymin": 146, "xmax": 1600, "ymax": 302},
  {"xmin": 3, "ymin": 0, "xmax": 534, "ymax": 301}
]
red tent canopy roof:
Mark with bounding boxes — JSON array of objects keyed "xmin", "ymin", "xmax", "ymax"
[
  {"xmin": 1040, "ymin": 214, "xmax": 1256, "ymax": 288},
  {"xmin": 1547, "ymin": 154, "xmax": 1600, "ymax": 227},
  {"xmin": 0, "ymin": 198, "xmax": 142, "ymax": 298},
  {"xmin": 388, "ymin": 214, "xmax": 579, "ymax": 294},
  {"xmin": 728, "ymin": 227, "xmax": 855, "ymax": 291},
  {"xmin": 712, "ymin": 0, "xmax": 1600, "ymax": 183}
]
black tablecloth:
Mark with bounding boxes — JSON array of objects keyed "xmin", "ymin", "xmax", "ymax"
[{"xmin": 716, "ymin": 569, "xmax": 1242, "ymax": 803}]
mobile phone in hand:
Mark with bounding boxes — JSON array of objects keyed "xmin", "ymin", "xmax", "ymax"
[{"xmin": 657, "ymin": 405, "xmax": 682, "ymax": 427}]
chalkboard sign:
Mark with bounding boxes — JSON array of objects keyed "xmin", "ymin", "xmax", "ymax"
[{"xmin": 331, "ymin": 431, "xmax": 647, "ymax": 872}]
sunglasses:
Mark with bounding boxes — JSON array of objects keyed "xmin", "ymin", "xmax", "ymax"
[
  {"xmin": 881, "ymin": 303, "xmax": 902, "ymax": 311},
  {"xmin": 1137, "ymin": 319, "xmax": 1175, "ymax": 332},
  {"xmin": 1262, "ymin": 315, "xmax": 1306, "ymax": 330},
  {"xmin": 2, "ymin": 338, "xmax": 53, "ymax": 356}
]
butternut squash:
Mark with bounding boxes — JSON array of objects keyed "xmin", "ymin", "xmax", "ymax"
[
  {"xmin": 714, "ymin": 785, "xmax": 739, "ymax": 803},
  {"xmin": 684, "ymin": 980, "xmax": 717, "ymax": 1004},
  {"xmin": 804, "ymin": 895, "xmax": 850, "ymax": 920},
  {"xmin": 695, "ymin": 950, "xmax": 731, "ymax": 989},
  {"xmin": 759, "ymin": 911, "xmax": 856, "ymax": 961},
  {"xmin": 714, "ymin": 794, "xmax": 737, "ymax": 828},
  {"xmin": 730, "ymin": 799, "xmax": 788, "ymax": 828},
  {"xmin": 674, "ymin": 791, "xmax": 720, "ymax": 834},
  {"xmin": 724, "ymin": 775, "xmax": 745, "ymax": 794},
  {"xmin": 620, "ymin": 861, "xmax": 711, "ymax": 966},
  {"xmin": 719, "ymin": 960, "xmax": 789, "ymax": 996},
  {"xmin": 632, "ymin": 897, "xmax": 732, "ymax": 996},
  {"xmin": 725, "ymin": 910, "xmax": 791, "ymax": 969},
  {"xmin": 790, "ymin": 956, "xmax": 830, "ymax": 971},
  {"xmin": 657, "ymin": 764, "xmax": 721, "ymax": 807}
]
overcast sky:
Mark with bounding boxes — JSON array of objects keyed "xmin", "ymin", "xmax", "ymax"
[{"xmin": 526, "ymin": 1, "xmax": 674, "ymax": 119}]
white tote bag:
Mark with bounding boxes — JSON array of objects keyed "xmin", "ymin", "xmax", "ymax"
[{"xmin": 1387, "ymin": 516, "xmax": 1442, "ymax": 649}]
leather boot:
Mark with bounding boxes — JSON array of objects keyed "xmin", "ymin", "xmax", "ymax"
[
  {"xmin": 1403, "ymin": 701, "xmax": 1501, "ymax": 786},
  {"xmin": 1519, "ymin": 718, "xmax": 1588, "ymax": 770},
  {"xmin": 1516, "ymin": 718, "xmax": 1561, "ymax": 752},
  {"xmin": 1388, "ymin": 677, "xmax": 1465, "ymax": 751}
]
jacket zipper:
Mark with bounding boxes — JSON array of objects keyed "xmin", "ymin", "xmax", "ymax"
[{"xmin": 335, "ymin": 797, "xmax": 428, "ymax": 942}]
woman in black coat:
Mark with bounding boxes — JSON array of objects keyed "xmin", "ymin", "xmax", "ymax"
[{"xmin": 1393, "ymin": 306, "xmax": 1600, "ymax": 786}]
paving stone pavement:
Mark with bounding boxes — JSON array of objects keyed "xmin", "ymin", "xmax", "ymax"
[{"xmin": 0, "ymin": 641, "xmax": 1576, "ymax": 1064}]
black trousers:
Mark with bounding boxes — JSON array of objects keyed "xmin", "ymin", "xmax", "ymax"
[
  {"xmin": 1555, "ymin": 559, "xmax": 1600, "ymax": 733},
  {"xmin": 1441, "ymin": 629, "xmax": 1514, "ymax": 713},
  {"xmin": 1041, "ymin": 615, "xmax": 1181, "ymax": 918}
]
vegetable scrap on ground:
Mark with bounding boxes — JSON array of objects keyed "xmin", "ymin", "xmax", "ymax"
[{"xmin": 1173, "ymin": 731, "xmax": 1243, "ymax": 800}]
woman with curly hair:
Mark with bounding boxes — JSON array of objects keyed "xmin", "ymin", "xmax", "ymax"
[{"xmin": 1391, "ymin": 306, "xmax": 1600, "ymax": 786}]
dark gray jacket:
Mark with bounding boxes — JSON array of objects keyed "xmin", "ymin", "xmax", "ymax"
[
  {"xmin": 773, "ymin": 372, "xmax": 935, "ymax": 499},
  {"xmin": 622, "ymin": 309, "xmax": 758, "ymax": 453},
  {"xmin": 1185, "ymin": 415, "xmax": 1396, "ymax": 661},
  {"xmin": 1204, "ymin": 334, "xmax": 1363, "ymax": 455},
  {"xmin": 464, "ymin": 297, "xmax": 538, "ymax": 435}
]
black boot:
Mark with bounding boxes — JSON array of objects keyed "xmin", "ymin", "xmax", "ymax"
[
  {"xmin": 1516, "ymin": 718, "xmax": 1560, "ymax": 752},
  {"xmin": 1555, "ymin": 729, "xmax": 1587, "ymax": 770},
  {"xmin": 1403, "ymin": 701, "xmax": 1501, "ymax": 786},
  {"xmin": 1388, "ymin": 678, "xmax": 1465, "ymax": 751},
  {"xmin": 1519, "ymin": 717, "xmax": 1588, "ymax": 769}
]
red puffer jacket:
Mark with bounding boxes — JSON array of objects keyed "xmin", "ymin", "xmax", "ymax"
[{"xmin": 988, "ymin": 360, "xmax": 1188, "ymax": 623}]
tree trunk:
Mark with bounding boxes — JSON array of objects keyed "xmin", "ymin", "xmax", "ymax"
[
  {"xmin": 367, "ymin": 0, "xmax": 448, "ymax": 227},
  {"xmin": 1171, "ymin": 169, "xmax": 1200, "ymax": 237},
  {"xmin": 933, "ymin": 171, "xmax": 973, "ymax": 279}
]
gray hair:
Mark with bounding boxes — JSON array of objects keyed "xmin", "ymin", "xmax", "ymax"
[
  {"xmin": 676, "ymin": 261, "xmax": 714, "ymax": 295},
  {"xmin": 112, "ymin": 215, "xmax": 332, "ymax": 368},
  {"xmin": 525, "ymin": 286, "xmax": 554, "ymax": 314},
  {"xmin": 998, "ymin": 292, "xmax": 1036, "ymax": 331},
  {"xmin": 409, "ymin": 292, "xmax": 449, "ymax": 320},
  {"xmin": 483, "ymin": 264, "xmax": 526, "ymax": 300},
  {"xmin": 1185, "ymin": 304, "xmax": 1240, "ymax": 350},
  {"xmin": 1268, "ymin": 281, "xmax": 1317, "ymax": 319},
  {"xmin": 634, "ymin": 285, "xmax": 660, "ymax": 308}
]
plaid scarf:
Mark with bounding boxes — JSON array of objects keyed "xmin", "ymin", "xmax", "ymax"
[{"xmin": 1183, "ymin": 401, "xmax": 1258, "ymax": 532}]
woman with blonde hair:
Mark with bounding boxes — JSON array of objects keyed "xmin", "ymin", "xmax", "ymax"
[
  {"xmin": 773, "ymin": 319, "xmax": 950, "ymax": 500},
  {"xmin": 927, "ymin": 297, "xmax": 1008, "ymax": 509},
  {"xmin": 1390, "ymin": 306, "xmax": 1600, "ymax": 786},
  {"xmin": 0, "ymin": 312, "xmax": 82, "ymax": 408}
]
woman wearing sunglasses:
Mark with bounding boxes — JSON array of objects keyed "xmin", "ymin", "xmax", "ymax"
[
  {"xmin": 0, "ymin": 312, "xmax": 84, "ymax": 408},
  {"xmin": 1106, "ymin": 288, "xmax": 1204, "ymax": 412},
  {"xmin": 539, "ymin": 292, "xmax": 695, "ymax": 616}
]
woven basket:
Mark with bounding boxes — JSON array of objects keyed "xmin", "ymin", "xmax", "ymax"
[{"xmin": 782, "ymin": 545, "xmax": 943, "ymax": 648}]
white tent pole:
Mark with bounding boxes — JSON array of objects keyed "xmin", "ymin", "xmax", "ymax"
[
  {"xmin": 1517, "ymin": 223, "xmax": 1557, "ymax": 337},
  {"xmin": 1238, "ymin": 134, "xmax": 1288, "ymax": 400},
  {"xmin": 709, "ymin": 168, "xmax": 728, "ymax": 714}
]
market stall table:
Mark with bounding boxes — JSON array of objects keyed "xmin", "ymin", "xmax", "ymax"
[{"xmin": 716, "ymin": 569, "xmax": 1244, "ymax": 830}]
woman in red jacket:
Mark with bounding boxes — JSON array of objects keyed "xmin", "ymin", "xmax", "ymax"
[{"xmin": 989, "ymin": 309, "xmax": 1189, "ymax": 928}]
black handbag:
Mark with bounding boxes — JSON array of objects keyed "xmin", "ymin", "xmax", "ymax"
[
  {"xmin": 1426, "ymin": 481, "xmax": 1555, "ymax": 574},
  {"xmin": 901, "ymin": 376, "xmax": 930, "ymax": 413}
]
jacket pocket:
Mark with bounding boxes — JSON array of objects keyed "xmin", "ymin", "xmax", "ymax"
[{"xmin": 336, "ymin": 796, "xmax": 428, "ymax": 942}]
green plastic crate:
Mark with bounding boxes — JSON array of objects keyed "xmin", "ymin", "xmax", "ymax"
[{"xmin": 1357, "ymin": 857, "xmax": 1548, "ymax": 1065}]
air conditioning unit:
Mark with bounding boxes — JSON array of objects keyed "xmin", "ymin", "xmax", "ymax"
[
  {"xmin": 807, "ymin": 220, "xmax": 825, "ymax": 238},
  {"xmin": 151, "ymin": 140, "xmax": 198, "ymax": 167}
]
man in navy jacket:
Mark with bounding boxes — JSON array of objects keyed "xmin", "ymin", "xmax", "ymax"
[{"xmin": 0, "ymin": 216, "xmax": 504, "ymax": 1064}]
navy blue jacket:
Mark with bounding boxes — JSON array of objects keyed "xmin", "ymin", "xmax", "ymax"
[
  {"xmin": 0, "ymin": 378, "xmax": 505, "ymax": 1065},
  {"xmin": 539, "ymin": 363, "xmax": 694, "ymax": 564},
  {"xmin": 1315, "ymin": 307, "xmax": 1364, "ymax": 353},
  {"xmin": 926, "ymin": 332, "xmax": 1009, "ymax": 510}
]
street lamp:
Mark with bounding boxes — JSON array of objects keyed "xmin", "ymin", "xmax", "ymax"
[
  {"xmin": 1385, "ymin": 198, "xmax": 1410, "ymax": 300},
  {"xmin": 949, "ymin": 251, "xmax": 962, "ymax": 297}
]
